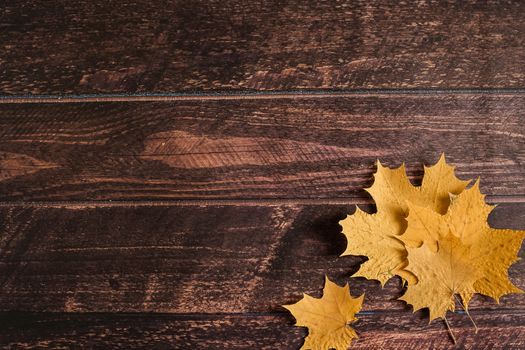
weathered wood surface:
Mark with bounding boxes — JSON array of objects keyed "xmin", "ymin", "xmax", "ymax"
[
  {"xmin": 1, "ymin": 203, "xmax": 523, "ymax": 313},
  {"xmin": 2, "ymin": 1, "xmax": 525, "ymax": 347},
  {"xmin": 0, "ymin": 94, "xmax": 524, "ymax": 201},
  {"xmin": 1, "ymin": 0, "xmax": 524, "ymax": 95},
  {"xmin": 0, "ymin": 310, "xmax": 523, "ymax": 349}
]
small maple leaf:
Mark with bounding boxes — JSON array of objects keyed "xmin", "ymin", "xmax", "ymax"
[
  {"xmin": 400, "ymin": 181, "xmax": 525, "ymax": 320},
  {"xmin": 340, "ymin": 154, "xmax": 469, "ymax": 285},
  {"xmin": 283, "ymin": 276, "xmax": 364, "ymax": 350}
]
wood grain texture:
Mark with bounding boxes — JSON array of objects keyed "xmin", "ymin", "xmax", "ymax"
[
  {"xmin": 2, "ymin": 1, "xmax": 524, "ymax": 347},
  {"xmin": 0, "ymin": 152, "xmax": 58, "ymax": 181},
  {"xmin": 1, "ymin": 0, "xmax": 524, "ymax": 95},
  {"xmin": 0, "ymin": 310, "xmax": 523, "ymax": 349},
  {"xmin": 1, "ymin": 203, "xmax": 523, "ymax": 313},
  {"xmin": 0, "ymin": 94, "xmax": 524, "ymax": 201}
]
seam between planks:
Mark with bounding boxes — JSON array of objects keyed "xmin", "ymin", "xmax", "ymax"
[
  {"xmin": 0, "ymin": 309, "xmax": 523, "ymax": 318},
  {"xmin": 1, "ymin": 88, "xmax": 525, "ymax": 104},
  {"xmin": 0, "ymin": 195, "xmax": 523, "ymax": 208}
]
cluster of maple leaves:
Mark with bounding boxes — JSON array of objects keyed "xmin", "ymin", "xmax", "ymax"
[{"xmin": 284, "ymin": 155, "xmax": 525, "ymax": 349}]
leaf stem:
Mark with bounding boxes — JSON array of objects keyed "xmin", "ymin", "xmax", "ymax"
[
  {"xmin": 443, "ymin": 316, "xmax": 457, "ymax": 345},
  {"xmin": 454, "ymin": 294, "xmax": 478, "ymax": 334}
]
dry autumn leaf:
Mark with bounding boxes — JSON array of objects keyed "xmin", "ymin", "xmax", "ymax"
[
  {"xmin": 286, "ymin": 155, "xmax": 524, "ymax": 347},
  {"xmin": 400, "ymin": 181, "xmax": 525, "ymax": 320},
  {"xmin": 283, "ymin": 276, "xmax": 364, "ymax": 350},
  {"xmin": 340, "ymin": 154, "xmax": 469, "ymax": 285},
  {"xmin": 399, "ymin": 231, "xmax": 480, "ymax": 321}
]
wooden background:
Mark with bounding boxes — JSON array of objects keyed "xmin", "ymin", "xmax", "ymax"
[{"xmin": 0, "ymin": 1, "xmax": 524, "ymax": 349}]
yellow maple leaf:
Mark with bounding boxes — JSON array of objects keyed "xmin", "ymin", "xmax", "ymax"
[
  {"xmin": 399, "ymin": 232, "xmax": 480, "ymax": 321},
  {"xmin": 367, "ymin": 153, "xmax": 470, "ymax": 217},
  {"xmin": 340, "ymin": 209, "xmax": 408, "ymax": 285},
  {"xmin": 400, "ymin": 181, "xmax": 525, "ymax": 320},
  {"xmin": 340, "ymin": 154, "xmax": 469, "ymax": 285},
  {"xmin": 283, "ymin": 276, "xmax": 364, "ymax": 350}
]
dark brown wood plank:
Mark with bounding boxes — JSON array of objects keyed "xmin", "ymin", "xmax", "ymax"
[
  {"xmin": 1, "ymin": 0, "xmax": 524, "ymax": 95},
  {"xmin": 1, "ymin": 203, "xmax": 523, "ymax": 313},
  {"xmin": 0, "ymin": 94, "xmax": 524, "ymax": 201},
  {"xmin": 0, "ymin": 310, "xmax": 523, "ymax": 349}
]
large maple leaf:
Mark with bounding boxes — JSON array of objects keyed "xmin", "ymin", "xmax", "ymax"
[
  {"xmin": 399, "ymin": 231, "xmax": 480, "ymax": 321},
  {"xmin": 400, "ymin": 181, "xmax": 525, "ymax": 320},
  {"xmin": 283, "ymin": 277, "xmax": 364, "ymax": 350},
  {"xmin": 340, "ymin": 154, "xmax": 469, "ymax": 285}
]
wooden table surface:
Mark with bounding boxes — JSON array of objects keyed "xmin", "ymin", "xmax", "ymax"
[{"xmin": 0, "ymin": 1, "xmax": 524, "ymax": 349}]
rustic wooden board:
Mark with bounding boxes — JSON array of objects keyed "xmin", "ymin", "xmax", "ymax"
[
  {"xmin": 1, "ymin": 203, "xmax": 523, "ymax": 313},
  {"xmin": 2, "ymin": 1, "xmax": 524, "ymax": 348},
  {"xmin": 1, "ymin": 310, "xmax": 523, "ymax": 349},
  {"xmin": 1, "ymin": 0, "xmax": 524, "ymax": 94},
  {"xmin": 0, "ymin": 94, "xmax": 524, "ymax": 201}
]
